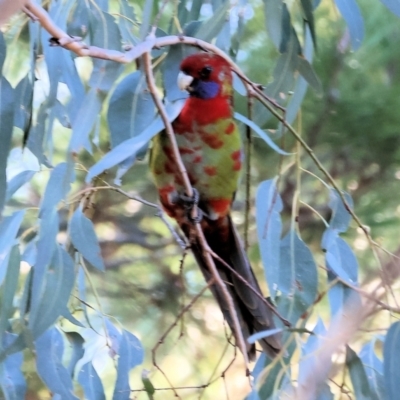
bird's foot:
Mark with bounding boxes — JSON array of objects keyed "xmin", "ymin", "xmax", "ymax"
[{"xmin": 178, "ymin": 188, "xmax": 200, "ymax": 209}]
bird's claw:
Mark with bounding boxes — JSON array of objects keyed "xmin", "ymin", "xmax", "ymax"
[
  {"xmin": 188, "ymin": 208, "xmax": 203, "ymax": 223},
  {"xmin": 179, "ymin": 188, "xmax": 200, "ymax": 209}
]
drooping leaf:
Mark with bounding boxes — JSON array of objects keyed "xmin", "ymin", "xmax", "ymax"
[
  {"xmin": 29, "ymin": 245, "xmax": 75, "ymax": 338},
  {"xmin": 139, "ymin": 0, "xmax": 154, "ymax": 39},
  {"xmin": 0, "ymin": 33, "xmax": 6, "ymax": 72},
  {"xmin": 328, "ymin": 189, "xmax": 353, "ymax": 233},
  {"xmin": 322, "ymin": 229, "xmax": 358, "ymax": 285},
  {"xmin": 35, "ymin": 328, "xmax": 79, "ymax": 400},
  {"xmin": 68, "ymin": 88, "xmax": 103, "ymax": 153},
  {"xmin": 384, "ymin": 321, "xmax": 400, "ymax": 400},
  {"xmin": 0, "ymin": 333, "xmax": 26, "ymax": 400},
  {"xmin": 0, "ymin": 76, "xmax": 15, "ymax": 215},
  {"xmin": 162, "ymin": 44, "xmax": 191, "ymax": 102},
  {"xmin": 0, "ymin": 246, "xmax": 20, "ymax": 340},
  {"xmin": 346, "ymin": 345, "xmax": 376, "ymax": 400},
  {"xmin": 296, "ymin": 56, "xmax": 321, "ymax": 92},
  {"xmin": 263, "ymin": 0, "xmax": 285, "ymax": 49},
  {"xmin": 359, "ymin": 341, "xmax": 385, "ymax": 399},
  {"xmin": 69, "ymin": 206, "xmax": 105, "ymax": 271},
  {"xmin": 380, "ymin": 0, "xmax": 400, "ymax": 16},
  {"xmin": 279, "ymin": 230, "xmax": 318, "ymax": 324},
  {"xmin": 14, "ymin": 74, "xmax": 33, "ymax": 136},
  {"xmin": 248, "ymin": 328, "xmax": 284, "ymax": 344},
  {"xmin": 334, "ymin": 0, "xmax": 364, "ymax": 50},
  {"xmin": 300, "ymin": 0, "xmax": 317, "ymax": 49},
  {"xmin": 86, "ymin": 99, "xmax": 185, "ymax": 183},
  {"xmin": 118, "ymin": 0, "xmax": 138, "ymax": 43},
  {"xmin": 113, "ymin": 330, "xmax": 144, "ymax": 400},
  {"xmin": 195, "ymin": 1, "xmax": 230, "ymax": 42},
  {"xmin": 39, "ymin": 162, "xmax": 73, "ymax": 218},
  {"xmin": 78, "ymin": 362, "xmax": 105, "ymax": 400},
  {"xmin": 65, "ymin": 332, "xmax": 85, "ymax": 377},
  {"xmin": 0, "ymin": 211, "xmax": 25, "ymax": 285},
  {"xmin": 108, "ymin": 71, "xmax": 155, "ymax": 148},
  {"xmin": 88, "ymin": 11, "xmax": 123, "ymax": 91},
  {"xmin": 256, "ymin": 179, "xmax": 283, "ymax": 299},
  {"xmin": 5, "ymin": 170, "xmax": 36, "ymax": 202},
  {"xmin": 234, "ymin": 112, "xmax": 290, "ymax": 155}
]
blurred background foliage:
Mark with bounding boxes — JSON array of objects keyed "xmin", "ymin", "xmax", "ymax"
[{"xmin": 1, "ymin": 0, "xmax": 400, "ymax": 398}]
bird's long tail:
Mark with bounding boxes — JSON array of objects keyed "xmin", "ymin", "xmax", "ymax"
[{"xmin": 181, "ymin": 215, "xmax": 281, "ymax": 361}]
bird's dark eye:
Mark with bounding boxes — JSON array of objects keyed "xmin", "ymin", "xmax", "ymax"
[{"xmin": 199, "ymin": 66, "xmax": 213, "ymax": 79}]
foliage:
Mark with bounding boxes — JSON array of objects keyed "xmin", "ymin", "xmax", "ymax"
[{"xmin": 0, "ymin": 0, "xmax": 399, "ymax": 399}]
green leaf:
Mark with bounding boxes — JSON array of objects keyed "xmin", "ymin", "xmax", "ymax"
[
  {"xmin": 255, "ymin": 179, "xmax": 283, "ymax": 299},
  {"xmin": 384, "ymin": 321, "xmax": 400, "ymax": 400},
  {"xmin": 69, "ymin": 206, "xmax": 105, "ymax": 271}
]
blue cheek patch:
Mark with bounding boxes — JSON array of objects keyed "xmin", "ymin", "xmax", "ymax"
[{"xmin": 192, "ymin": 81, "xmax": 220, "ymax": 99}]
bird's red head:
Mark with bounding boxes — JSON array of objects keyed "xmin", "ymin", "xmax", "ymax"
[{"xmin": 178, "ymin": 53, "xmax": 233, "ymax": 100}]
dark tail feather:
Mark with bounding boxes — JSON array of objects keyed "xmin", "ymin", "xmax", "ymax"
[{"xmin": 182, "ymin": 215, "xmax": 281, "ymax": 361}]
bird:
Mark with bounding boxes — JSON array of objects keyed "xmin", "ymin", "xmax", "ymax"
[{"xmin": 149, "ymin": 52, "xmax": 281, "ymax": 361}]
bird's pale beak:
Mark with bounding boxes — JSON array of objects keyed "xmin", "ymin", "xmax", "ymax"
[{"xmin": 177, "ymin": 71, "xmax": 194, "ymax": 91}]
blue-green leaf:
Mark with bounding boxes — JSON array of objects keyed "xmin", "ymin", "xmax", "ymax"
[
  {"xmin": 384, "ymin": 321, "xmax": 400, "ymax": 400},
  {"xmin": 0, "ymin": 33, "xmax": 6, "ymax": 73},
  {"xmin": 113, "ymin": 330, "xmax": 144, "ymax": 400},
  {"xmin": 360, "ymin": 341, "xmax": 385, "ymax": 399},
  {"xmin": 35, "ymin": 328, "xmax": 79, "ymax": 400},
  {"xmin": 69, "ymin": 206, "xmax": 105, "ymax": 271},
  {"xmin": 0, "ymin": 76, "xmax": 15, "ymax": 215},
  {"xmin": 0, "ymin": 211, "xmax": 25, "ymax": 285},
  {"xmin": 78, "ymin": 362, "xmax": 105, "ymax": 400},
  {"xmin": 256, "ymin": 179, "xmax": 283, "ymax": 299},
  {"xmin": 234, "ymin": 112, "xmax": 290, "ymax": 155},
  {"xmin": 248, "ymin": 328, "xmax": 284, "ymax": 344},
  {"xmin": 86, "ymin": 100, "xmax": 185, "ymax": 183},
  {"xmin": 14, "ymin": 74, "xmax": 33, "ymax": 135},
  {"xmin": 0, "ymin": 333, "xmax": 26, "ymax": 400},
  {"xmin": 328, "ymin": 189, "xmax": 353, "ymax": 233},
  {"xmin": 334, "ymin": 0, "xmax": 364, "ymax": 50},
  {"xmin": 65, "ymin": 332, "xmax": 84, "ymax": 376},
  {"xmin": 380, "ymin": 0, "xmax": 400, "ymax": 16},
  {"xmin": 5, "ymin": 170, "xmax": 36, "ymax": 202},
  {"xmin": 346, "ymin": 345, "xmax": 376, "ymax": 400},
  {"xmin": 195, "ymin": 1, "xmax": 230, "ymax": 42},
  {"xmin": 279, "ymin": 229, "xmax": 318, "ymax": 324},
  {"xmin": 0, "ymin": 246, "xmax": 20, "ymax": 341}
]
